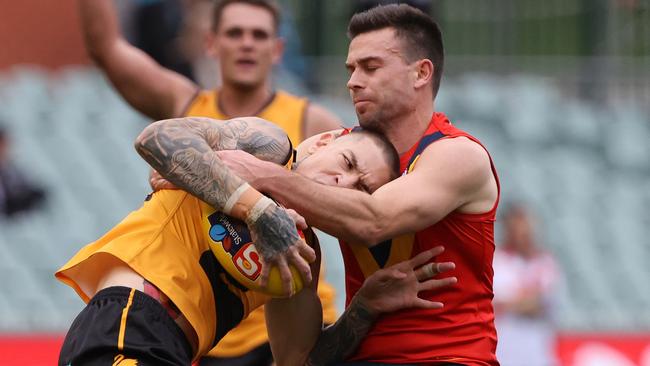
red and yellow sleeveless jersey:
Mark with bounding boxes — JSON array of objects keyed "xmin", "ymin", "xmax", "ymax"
[
  {"xmin": 183, "ymin": 89, "xmax": 338, "ymax": 357},
  {"xmin": 55, "ymin": 190, "xmax": 283, "ymax": 359},
  {"xmin": 341, "ymin": 113, "xmax": 500, "ymax": 365}
]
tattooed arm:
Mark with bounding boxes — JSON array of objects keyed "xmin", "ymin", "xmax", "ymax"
[
  {"xmin": 305, "ymin": 295, "xmax": 377, "ymax": 366},
  {"xmin": 134, "ymin": 117, "xmax": 315, "ymax": 294},
  {"xmin": 305, "ymin": 247, "xmax": 457, "ymax": 366},
  {"xmin": 264, "ymin": 247, "xmax": 457, "ymax": 366}
]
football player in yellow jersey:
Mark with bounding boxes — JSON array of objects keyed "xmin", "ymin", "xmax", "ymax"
[
  {"xmin": 77, "ymin": 0, "xmax": 339, "ymax": 134},
  {"xmin": 179, "ymin": 2, "xmax": 341, "ymax": 362},
  {"xmin": 78, "ymin": 0, "xmax": 341, "ymax": 363},
  {"xmin": 56, "ymin": 116, "xmax": 456, "ymax": 365}
]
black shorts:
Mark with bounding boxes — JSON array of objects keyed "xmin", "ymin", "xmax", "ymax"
[{"xmin": 59, "ymin": 286, "xmax": 193, "ymax": 366}]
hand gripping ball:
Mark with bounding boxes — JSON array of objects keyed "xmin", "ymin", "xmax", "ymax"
[{"xmin": 204, "ymin": 210, "xmax": 304, "ymax": 297}]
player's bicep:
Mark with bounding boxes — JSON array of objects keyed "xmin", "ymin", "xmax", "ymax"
[
  {"xmin": 371, "ymin": 165, "xmax": 459, "ymax": 237},
  {"xmin": 371, "ymin": 139, "xmax": 489, "ymax": 238},
  {"xmin": 99, "ymin": 40, "xmax": 197, "ymax": 120},
  {"xmin": 196, "ymin": 117, "xmax": 292, "ymax": 165}
]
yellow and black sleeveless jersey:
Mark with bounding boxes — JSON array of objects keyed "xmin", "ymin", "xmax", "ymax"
[
  {"xmin": 184, "ymin": 89, "xmax": 308, "ymax": 146},
  {"xmin": 56, "ymin": 189, "xmax": 318, "ymax": 358},
  {"xmin": 183, "ymin": 89, "xmax": 339, "ymax": 357}
]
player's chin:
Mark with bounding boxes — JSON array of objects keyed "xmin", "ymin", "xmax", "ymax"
[
  {"xmin": 231, "ymin": 78, "xmax": 262, "ymax": 91},
  {"xmin": 357, "ymin": 114, "xmax": 380, "ymax": 129}
]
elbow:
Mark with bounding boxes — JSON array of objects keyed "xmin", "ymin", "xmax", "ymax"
[
  {"xmin": 133, "ymin": 124, "xmax": 151, "ymax": 154},
  {"xmin": 86, "ymin": 48, "xmax": 106, "ymax": 67},
  {"xmin": 134, "ymin": 120, "xmax": 165, "ymax": 163},
  {"xmin": 353, "ymin": 221, "xmax": 386, "ymax": 247},
  {"xmin": 84, "ymin": 40, "xmax": 102, "ymax": 62},
  {"xmin": 82, "ymin": 31, "xmax": 121, "ymax": 68},
  {"xmin": 82, "ymin": 32, "xmax": 110, "ymax": 64},
  {"xmin": 86, "ymin": 42, "xmax": 120, "ymax": 70}
]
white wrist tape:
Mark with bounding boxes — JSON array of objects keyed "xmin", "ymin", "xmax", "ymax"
[
  {"xmin": 223, "ymin": 182, "xmax": 251, "ymax": 215},
  {"xmin": 247, "ymin": 196, "xmax": 275, "ymax": 223}
]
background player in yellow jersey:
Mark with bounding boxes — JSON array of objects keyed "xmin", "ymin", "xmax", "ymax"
[
  {"xmin": 77, "ymin": 0, "xmax": 341, "ymax": 363},
  {"xmin": 78, "ymin": 0, "xmax": 339, "ymax": 135},
  {"xmin": 56, "ymin": 116, "xmax": 456, "ymax": 365}
]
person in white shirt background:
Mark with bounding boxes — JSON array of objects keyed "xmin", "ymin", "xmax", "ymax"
[{"xmin": 493, "ymin": 203, "xmax": 564, "ymax": 366}]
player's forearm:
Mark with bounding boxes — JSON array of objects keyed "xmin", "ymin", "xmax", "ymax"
[
  {"xmin": 266, "ymin": 289, "xmax": 323, "ymax": 366},
  {"xmin": 258, "ymin": 173, "xmax": 386, "ymax": 246},
  {"xmin": 306, "ymin": 296, "xmax": 378, "ymax": 366},
  {"xmin": 78, "ymin": 0, "xmax": 121, "ymax": 59}
]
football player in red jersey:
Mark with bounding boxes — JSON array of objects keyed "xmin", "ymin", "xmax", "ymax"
[{"xmin": 215, "ymin": 4, "xmax": 501, "ymax": 365}]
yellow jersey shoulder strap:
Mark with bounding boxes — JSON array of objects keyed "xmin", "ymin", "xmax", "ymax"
[
  {"xmin": 182, "ymin": 90, "xmax": 224, "ymax": 118},
  {"xmin": 257, "ymin": 90, "xmax": 308, "ymax": 144}
]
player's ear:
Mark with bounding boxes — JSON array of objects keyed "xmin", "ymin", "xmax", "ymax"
[
  {"xmin": 307, "ymin": 133, "xmax": 336, "ymax": 154},
  {"xmin": 272, "ymin": 37, "xmax": 285, "ymax": 65},
  {"xmin": 205, "ymin": 32, "xmax": 218, "ymax": 57},
  {"xmin": 413, "ymin": 59, "xmax": 433, "ymax": 89}
]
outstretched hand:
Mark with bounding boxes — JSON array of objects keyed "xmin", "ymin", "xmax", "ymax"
[{"xmin": 354, "ymin": 246, "xmax": 457, "ymax": 316}]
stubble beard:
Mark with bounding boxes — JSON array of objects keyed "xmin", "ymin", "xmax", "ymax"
[{"xmin": 357, "ymin": 109, "xmax": 391, "ymax": 133}]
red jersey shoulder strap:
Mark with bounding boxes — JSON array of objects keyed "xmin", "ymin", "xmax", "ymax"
[
  {"xmin": 400, "ymin": 114, "xmax": 449, "ymax": 174},
  {"xmin": 403, "ymin": 130, "xmax": 446, "ymax": 175}
]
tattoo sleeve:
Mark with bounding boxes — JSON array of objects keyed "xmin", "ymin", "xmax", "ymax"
[
  {"xmin": 306, "ymin": 297, "xmax": 378, "ymax": 366},
  {"xmin": 134, "ymin": 117, "xmax": 300, "ymax": 260},
  {"xmin": 134, "ymin": 117, "xmax": 288, "ymax": 211}
]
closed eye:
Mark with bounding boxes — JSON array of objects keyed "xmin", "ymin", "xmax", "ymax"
[{"xmin": 343, "ymin": 154, "xmax": 353, "ymax": 170}]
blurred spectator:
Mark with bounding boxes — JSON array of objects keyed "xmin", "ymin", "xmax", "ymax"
[
  {"xmin": 0, "ymin": 127, "xmax": 46, "ymax": 217},
  {"xmin": 133, "ymin": 0, "xmax": 196, "ymax": 81},
  {"xmin": 130, "ymin": 0, "xmax": 309, "ymax": 89},
  {"xmin": 493, "ymin": 204, "xmax": 563, "ymax": 366},
  {"xmin": 176, "ymin": 0, "xmax": 221, "ymax": 88}
]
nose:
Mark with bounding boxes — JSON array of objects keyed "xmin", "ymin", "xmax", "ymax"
[
  {"xmin": 336, "ymin": 173, "xmax": 360, "ymax": 189},
  {"xmin": 241, "ymin": 32, "xmax": 255, "ymax": 49},
  {"xmin": 347, "ymin": 69, "xmax": 363, "ymax": 91}
]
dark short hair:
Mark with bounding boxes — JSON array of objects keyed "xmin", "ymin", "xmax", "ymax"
[
  {"xmin": 212, "ymin": 0, "xmax": 281, "ymax": 33},
  {"xmin": 348, "ymin": 4, "xmax": 444, "ymax": 98},
  {"xmin": 346, "ymin": 128, "xmax": 400, "ymax": 181}
]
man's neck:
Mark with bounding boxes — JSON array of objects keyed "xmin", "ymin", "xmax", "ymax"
[
  {"xmin": 384, "ymin": 103, "xmax": 435, "ymax": 155},
  {"xmin": 218, "ymin": 84, "xmax": 274, "ymax": 117}
]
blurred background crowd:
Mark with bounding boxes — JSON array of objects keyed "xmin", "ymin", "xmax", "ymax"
[{"xmin": 0, "ymin": 0, "xmax": 648, "ymax": 365}]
